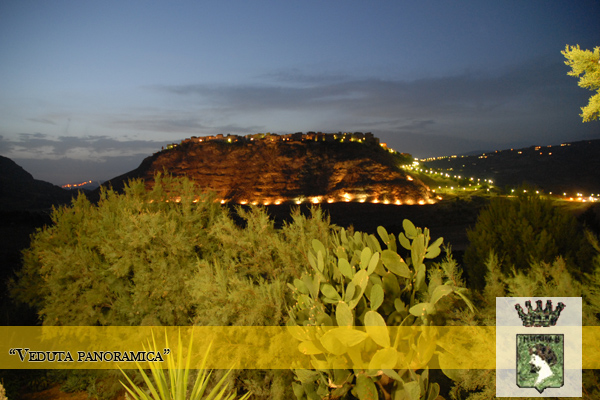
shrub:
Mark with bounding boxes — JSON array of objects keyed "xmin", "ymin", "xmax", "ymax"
[
  {"xmin": 11, "ymin": 174, "xmax": 224, "ymax": 326},
  {"xmin": 120, "ymin": 332, "xmax": 251, "ymax": 400},
  {"xmin": 448, "ymin": 234, "xmax": 600, "ymax": 400},
  {"xmin": 288, "ymin": 220, "xmax": 475, "ymax": 399},
  {"xmin": 9, "ymin": 174, "xmax": 335, "ymax": 399},
  {"xmin": 463, "ymin": 192, "xmax": 594, "ymax": 291}
]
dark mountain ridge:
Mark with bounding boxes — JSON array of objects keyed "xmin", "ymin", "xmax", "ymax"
[
  {"xmin": 0, "ymin": 155, "xmax": 74, "ymax": 211},
  {"xmin": 423, "ymin": 139, "xmax": 600, "ymax": 196}
]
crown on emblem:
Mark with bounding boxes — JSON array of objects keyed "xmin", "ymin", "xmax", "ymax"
[{"xmin": 514, "ymin": 300, "xmax": 565, "ymax": 327}]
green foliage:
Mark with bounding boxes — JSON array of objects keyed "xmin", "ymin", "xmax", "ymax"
[
  {"xmin": 288, "ymin": 220, "xmax": 474, "ymax": 399},
  {"xmin": 449, "ymin": 237, "xmax": 600, "ymax": 400},
  {"xmin": 562, "ymin": 44, "xmax": 600, "ymax": 122},
  {"xmin": 11, "ymin": 174, "xmax": 225, "ymax": 326},
  {"xmin": 463, "ymin": 192, "xmax": 594, "ymax": 291},
  {"xmin": 10, "ymin": 174, "xmax": 336, "ymax": 399},
  {"xmin": 120, "ymin": 332, "xmax": 250, "ymax": 400}
]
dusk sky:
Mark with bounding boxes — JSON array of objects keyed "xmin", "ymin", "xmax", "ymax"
[{"xmin": 1, "ymin": 1, "xmax": 599, "ymax": 185}]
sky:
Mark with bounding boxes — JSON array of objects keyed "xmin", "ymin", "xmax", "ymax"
[{"xmin": 1, "ymin": 1, "xmax": 599, "ymax": 185}]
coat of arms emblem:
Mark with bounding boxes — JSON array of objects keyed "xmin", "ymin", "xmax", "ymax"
[{"xmin": 514, "ymin": 300, "xmax": 565, "ymax": 393}]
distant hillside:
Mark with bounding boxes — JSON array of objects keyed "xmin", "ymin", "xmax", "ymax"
[
  {"xmin": 100, "ymin": 133, "xmax": 436, "ymax": 205},
  {"xmin": 0, "ymin": 156, "xmax": 74, "ymax": 211},
  {"xmin": 61, "ymin": 180, "xmax": 101, "ymax": 191},
  {"xmin": 423, "ymin": 139, "xmax": 600, "ymax": 196}
]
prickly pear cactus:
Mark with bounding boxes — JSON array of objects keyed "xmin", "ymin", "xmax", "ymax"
[{"xmin": 287, "ymin": 219, "xmax": 474, "ymax": 400}]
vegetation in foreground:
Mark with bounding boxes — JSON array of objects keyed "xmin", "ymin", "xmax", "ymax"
[
  {"xmin": 463, "ymin": 191, "xmax": 596, "ymax": 291},
  {"xmin": 4, "ymin": 174, "xmax": 600, "ymax": 399}
]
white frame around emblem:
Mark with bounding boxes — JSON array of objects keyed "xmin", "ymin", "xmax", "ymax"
[{"xmin": 496, "ymin": 297, "xmax": 582, "ymax": 397}]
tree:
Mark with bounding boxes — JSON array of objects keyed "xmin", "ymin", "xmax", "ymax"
[{"xmin": 562, "ymin": 44, "xmax": 600, "ymax": 122}]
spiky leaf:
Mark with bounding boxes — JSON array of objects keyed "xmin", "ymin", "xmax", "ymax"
[{"xmin": 430, "ymin": 284, "xmax": 453, "ymax": 305}]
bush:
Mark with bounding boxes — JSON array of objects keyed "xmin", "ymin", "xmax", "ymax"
[
  {"xmin": 449, "ymin": 239, "xmax": 600, "ymax": 400},
  {"xmin": 288, "ymin": 220, "xmax": 475, "ymax": 399},
  {"xmin": 11, "ymin": 174, "xmax": 224, "ymax": 326},
  {"xmin": 463, "ymin": 192, "xmax": 594, "ymax": 291},
  {"xmin": 10, "ymin": 174, "xmax": 335, "ymax": 399}
]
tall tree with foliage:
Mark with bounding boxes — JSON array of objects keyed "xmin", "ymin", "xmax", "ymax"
[{"xmin": 562, "ymin": 44, "xmax": 600, "ymax": 122}]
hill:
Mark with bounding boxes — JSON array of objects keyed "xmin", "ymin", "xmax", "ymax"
[
  {"xmin": 422, "ymin": 139, "xmax": 600, "ymax": 196},
  {"xmin": 0, "ymin": 156, "xmax": 74, "ymax": 211},
  {"xmin": 100, "ymin": 133, "xmax": 436, "ymax": 205}
]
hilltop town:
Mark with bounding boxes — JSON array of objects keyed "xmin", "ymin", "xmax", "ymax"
[
  {"xmin": 163, "ymin": 131, "xmax": 382, "ymax": 150},
  {"xmin": 114, "ymin": 130, "xmax": 431, "ymax": 206}
]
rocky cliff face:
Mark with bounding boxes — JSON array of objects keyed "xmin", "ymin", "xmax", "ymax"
[{"xmin": 105, "ymin": 140, "xmax": 435, "ymax": 205}]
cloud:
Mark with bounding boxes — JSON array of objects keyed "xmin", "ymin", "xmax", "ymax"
[
  {"xmin": 1, "ymin": 134, "xmax": 164, "ymax": 162},
  {"xmin": 110, "ymin": 113, "xmax": 265, "ymax": 136},
  {"xmin": 150, "ymin": 57, "xmax": 579, "ymax": 132},
  {"xmin": 148, "ymin": 55, "xmax": 600, "ymax": 157},
  {"xmin": 19, "ymin": 132, "xmax": 48, "ymax": 139},
  {"xmin": 27, "ymin": 117, "xmax": 58, "ymax": 125}
]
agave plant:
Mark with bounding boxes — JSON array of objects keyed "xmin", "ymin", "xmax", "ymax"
[{"xmin": 120, "ymin": 330, "xmax": 250, "ymax": 400}]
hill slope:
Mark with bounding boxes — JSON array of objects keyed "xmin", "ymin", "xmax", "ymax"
[
  {"xmin": 423, "ymin": 139, "xmax": 600, "ymax": 196},
  {"xmin": 0, "ymin": 156, "xmax": 73, "ymax": 211},
  {"xmin": 101, "ymin": 138, "xmax": 435, "ymax": 205}
]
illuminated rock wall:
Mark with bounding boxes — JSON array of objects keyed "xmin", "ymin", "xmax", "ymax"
[{"xmin": 132, "ymin": 140, "xmax": 434, "ymax": 205}]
